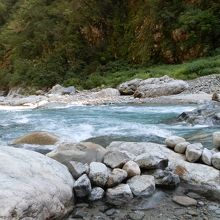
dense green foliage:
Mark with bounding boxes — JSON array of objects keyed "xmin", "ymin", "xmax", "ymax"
[{"xmin": 0, "ymin": 0, "xmax": 219, "ymax": 89}]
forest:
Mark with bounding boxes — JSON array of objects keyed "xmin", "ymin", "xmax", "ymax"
[{"xmin": 0, "ymin": 0, "xmax": 219, "ymax": 90}]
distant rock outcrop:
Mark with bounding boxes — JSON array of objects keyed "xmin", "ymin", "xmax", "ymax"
[{"xmin": 118, "ymin": 76, "xmax": 188, "ymax": 98}]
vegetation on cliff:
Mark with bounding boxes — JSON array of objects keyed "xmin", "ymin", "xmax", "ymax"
[{"xmin": 0, "ymin": 0, "xmax": 219, "ymax": 89}]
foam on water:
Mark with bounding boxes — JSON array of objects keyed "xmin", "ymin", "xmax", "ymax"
[{"xmin": 0, "ymin": 104, "xmax": 217, "ymax": 148}]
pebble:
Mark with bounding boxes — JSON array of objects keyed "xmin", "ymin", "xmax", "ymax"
[
  {"xmin": 187, "ymin": 210, "xmax": 198, "ymax": 216},
  {"xmin": 105, "ymin": 208, "xmax": 118, "ymax": 216},
  {"xmin": 128, "ymin": 211, "xmax": 145, "ymax": 220},
  {"xmin": 172, "ymin": 196, "xmax": 197, "ymax": 207}
]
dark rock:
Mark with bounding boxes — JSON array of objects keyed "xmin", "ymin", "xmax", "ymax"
[{"xmin": 154, "ymin": 170, "xmax": 180, "ymax": 189}]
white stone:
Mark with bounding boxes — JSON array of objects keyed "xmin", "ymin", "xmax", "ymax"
[
  {"xmin": 122, "ymin": 161, "xmax": 141, "ymax": 177},
  {"xmin": 89, "ymin": 162, "xmax": 109, "ymax": 187},
  {"xmin": 212, "ymin": 153, "xmax": 220, "ymax": 169},
  {"xmin": 202, "ymin": 148, "xmax": 213, "ymax": 166},
  {"xmin": 89, "ymin": 187, "xmax": 105, "ymax": 201},
  {"xmin": 186, "ymin": 143, "xmax": 203, "ymax": 162},
  {"xmin": 106, "ymin": 168, "xmax": 127, "ymax": 187},
  {"xmin": 106, "ymin": 184, "xmax": 133, "ymax": 205},
  {"xmin": 213, "ymin": 132, "xmax": 220, "ymax": 150},
  {"xmin": 103, "ymin": 150, "xmax": 134, "ymax": 168},
  {"xmin": 127, "ymin": 175, "xmax": 155, "ymax": 197},
  {"xmin": 174, "ymin": 142, "xmax": 190, "ymax": 154},
  {"xmin": 0, "ymin": 146, "xmax": 74, "ymax": 219},
  {"xmin": 165, "ymin": 136, "xmax": 186, "ymax": 149}
]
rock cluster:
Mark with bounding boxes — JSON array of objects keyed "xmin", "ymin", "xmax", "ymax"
[
  {"xmin": 118, "ymin": 76, "xmax": 189, "ymax": 98},
  {"xmin": 69, "ymin": 149, "xmax": 179, "ymax": 205},
  {"xmin": 165, "ymin": 135, "xmax": 220, "ymax": 169},
  {"xmin": 177, "ymin": 102, "xmax": 220, "ymax": 125}
]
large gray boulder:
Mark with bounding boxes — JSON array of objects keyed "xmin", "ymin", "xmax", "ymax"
[
  {"xmin": 134, "ymin": 76, "xmax": 188, "ymax": 98},
  {"xmin": 118, "ymin": 79, "xmax": 142, "ymax": 95},
  {"xmin": 12, "ymin": 131, "xmax": 59, "ymax": 145},
  {"xmin": 106, "ymin": 184, "xmax": 133, "ymax": 205},
  {"xmin": 47, "ymin": 142, "xmax": 107, "ymax": 165},
  {"xmin": 107, "ymin": 141, "xmax": 220, "ymax": 200},
  {"xmin": 127, "ymin": 175, "xmax": 155, "ymax": 197},
  {"xmin": 89, "ymin": 162, "xmax": 109, "ymax": 187},
  {"xmin": 0, "ymin": 146, "xmax": 74, "ymax": 220},
  {"xmin": 185, "ymin": 143, "xmax": 203, "ymax": 162}
]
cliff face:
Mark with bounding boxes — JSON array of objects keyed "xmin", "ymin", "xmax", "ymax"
[{"xmin": 0, "ymin": 0, "xmax": 219, "ymax": 88}]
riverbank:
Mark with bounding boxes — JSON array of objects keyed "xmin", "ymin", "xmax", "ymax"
[{"xmin": 0, "ymin": 74, "xmax": 219, "ymax": 109}]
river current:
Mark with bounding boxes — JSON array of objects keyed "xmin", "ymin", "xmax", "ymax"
[{"xmin": 0, "ymin": 104, "xmax": 218, "ymax": 148}]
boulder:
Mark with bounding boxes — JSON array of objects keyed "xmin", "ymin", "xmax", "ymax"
[
  {"xmin": 135, "ymin": 152, "xmax": 168, "ymax": 170},
  {"xmin": 133, "ymin": 76, "xmax": 188, "ymax": 98},
  {"xmin": 48, "ymin": 84, "xmax": 64, "ymax": 95},
  {"xmin": 178, "ymin": 102, "xmax": 220, "ymax": 126},
  {"xmin": 154, "ymin": 170, "xmax": 180, "ymax": 189},
  {"xmin": 106, "ymin": 184, "xmax": 133, "ymax": 205},
  {"xmin": 35, "ymin": 90, "xmax": 45, "ymax": 96},
  {"xmin": 212, "ymin": 93, "xmax": 220, "ymax": 102},
  {"xmin": 118, "ymin": 79, "xmax": 142, "ymax": 95},
  {"xmin": 0, "ymin": 146, "xmax": 74, "ymax": 219},
  {"xmin": 213, "ymin": 132, "xmax": 220, "ymax": 150},
  {"xmin": 174, "ymin": 142, "xmax": 190, "ymax": 154},
  {"xmin": 122, "ymin": 161, "xmax": 141, "ymax": 177},
  {"xmin": 67, "ymin": 161, "xmax": 89, "ymax": 179},
  {"xmin": 89, "ymin": 187, "xmax": 105, "ymax": 201},
  {"xmin": 73, "ymin": 174, "xmax": 92, "ymax": 198},
  {"xmin": 62, "ymin": 86, "xmax": 76, "ymax": 95},
  {"xmin": 106, "ymin": 168, "xmax": 128, "ymax": 187},
  {"xmin": 165, "ymin": 136, "xmax": 186, "ymax": 149},
  {"xmin": 107, "ymin": 141, "xmax": 220, "ymax": 201},
  {"xmin": 12, "ymin": 131, "xmax": 59, "ymax": 145},
  {"xmin": 185, "ymin": 143, "xmax": 203, "ymax": 162},
  {"xmin": 212, "ymin": 153, "xmax": 220, "ymax": 169},
  {"xmin": 127, "ymin": 175, "xmax": 155, "ymax": 197},
  {"xmin": 47, "ymin": 142, "xmax": 107, "ymax": 165},
  {"xmin": 202, "ymin": 148, "xmax": 213, "ymax": 166},
  {"xmin": 89, "ymin": 162, "xmax": 109, "ymax": 187},
  {"xmin": 172, "ymin": 196, "xmax": 197, "ymax": 207},
  {"xmin": 103, "ymin": 150, "xmax": 134, "ymax": 168}
]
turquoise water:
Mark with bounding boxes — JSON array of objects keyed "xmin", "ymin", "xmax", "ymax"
[{"xmin": 0, "ymin": 104, "xmax": 219, "ymax": 148}]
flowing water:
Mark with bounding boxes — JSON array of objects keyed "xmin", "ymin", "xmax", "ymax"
[{"xmin": 0, "ymin": 104, "xmax": 219, "ymax": 149}]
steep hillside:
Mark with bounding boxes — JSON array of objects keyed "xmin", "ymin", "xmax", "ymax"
[{"xmin": 0, "ymin": 0, "xmax": 219, "ymax": 89}]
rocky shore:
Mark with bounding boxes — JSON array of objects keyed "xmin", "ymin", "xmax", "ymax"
[
  {"xmin": 0, "ymin": 74, "xmax": 219, "ymax": 109},
  {"xmin": 1, "ymin": 74, "xmax": 220, "ymax": 219},
  {"xmin": 1, "ymin": 129, "xmax": 220, "ymax": 219}
]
